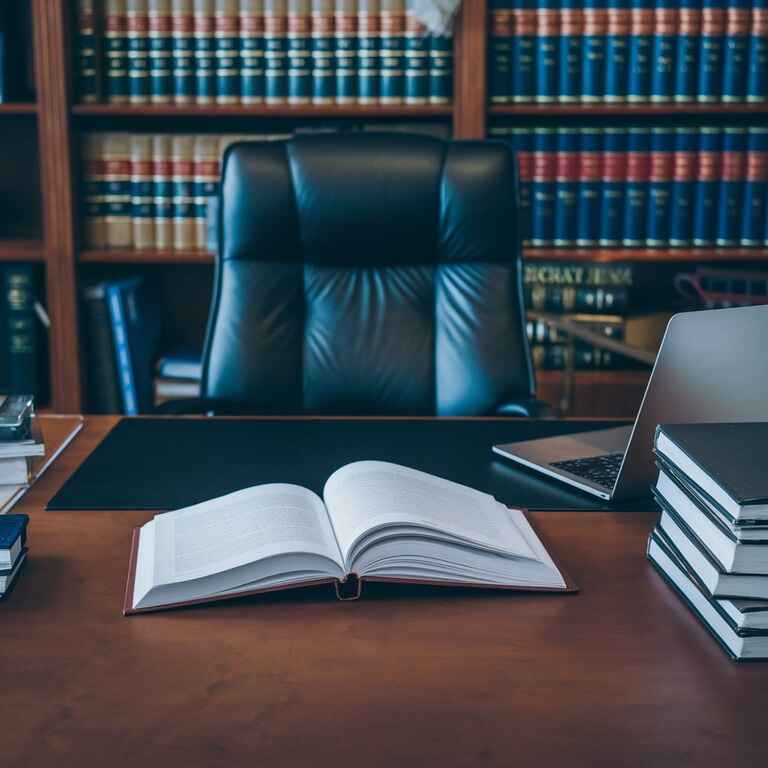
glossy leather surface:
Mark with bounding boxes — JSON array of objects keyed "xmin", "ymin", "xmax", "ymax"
[{"xmin": 202, "ymin": 133, "xmax": 538, "ymax": 415}]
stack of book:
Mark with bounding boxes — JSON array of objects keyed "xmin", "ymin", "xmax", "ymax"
[
  {"xmin": 154, "ymin": 349, "xmax": 203, "ymax": 405},
  {"xmin": 489, "ymin": 0, "xmax": 768, "ymax": 104},
  {"xmin": 648, "ymin": 422, "xmax": 768, "ymax": 660},
  {"xmin": 0, "ymin": 515, "xmax": 28, "ymax": 601},
  {"xmin": 76, "ymin": 0, "xmax": 453, "ymax": 107},
  {"xmin": 491, "ymin": 125, "xmax": 768, "ymax": 249}
]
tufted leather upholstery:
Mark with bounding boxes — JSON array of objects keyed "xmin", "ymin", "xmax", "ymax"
[{"xmin": 199, "ymin": 133, "xmax": 545, "ymax": 416}]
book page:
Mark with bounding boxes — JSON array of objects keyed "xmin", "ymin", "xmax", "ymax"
[
  {"xmin": 152, "ymin": 484, "xmax": 344, "ymax": 586},
  {"xmin": 323, "ymin": 461, "xmax": 540, "ymax": 567}
]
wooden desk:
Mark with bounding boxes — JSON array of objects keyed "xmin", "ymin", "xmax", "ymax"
[{"xmin": 3, "ymin": 416, "xmax": 767, "ymax": 768}]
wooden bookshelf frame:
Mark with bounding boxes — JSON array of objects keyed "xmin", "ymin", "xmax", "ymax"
[{"xmin": 8, "ymin": 0, "xmax": 768, "ymax": 412}]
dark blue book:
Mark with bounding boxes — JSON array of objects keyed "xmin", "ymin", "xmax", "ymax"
[
  {"xmin": 194, "ymin": 0, "xmax": 216, "ymax": 104},
  {"xmin": 335, "ymin": 0, "xmax": 358, "ymax": 103},
  {"xmin": 623, "ymin": 126, "xmax": 650, "ymax": 245},
  {"xmin": 692, "ymin": 126, "xmax": 721, "ymax": 245},
  {"xmin": 240, "ymin": 0, "xmax": 265, "ymax": 103},
  {"xmin": 722, "ymin": 0, "xmax": 750, "ymax": 101},
  {"xmin": 669, "ymin": 127, "xmax": 697, "ymax": 245},
  {"xmin": 511, "ymin": 0, "xmax": 536, "ymax": 101},
  {"xmin": 554, "ymin": 128, "xmax": 579, "ymax": 246},
  {"xmin": 357, "ymin": 0, "xmax": 379, "ymax": 103},
  {"xmin": 311, "ymin": 0, "xmax": 335, "ymax": 103},
  {"xmin": 558, "ymin": 0, "xmax": 582, "ymax": 102},
  {"xmin": 148, "ymin": 0, "xmax": 173, "ymax": 103},
  {"xmin": 627, "ymin": 0, "xmax": 653, "ymax": 101},
  {"xmin": 489, "ymin": 0, "xmax": 515, "ymax": 103},
  {"xmin": 379, "ymin": 0, "xmax": 405, "ymax": 103},
  {"xmin": 512, "ymin": 128, "xmax": 535, "ymax": 246},
  {"xmin": 171, "ymin": 0, "xmax": 195, "ymax": 102},
  {"xmin": 105, "ymin": 0, "xmax": 130, "ymax": 103},
  {"xmin": 0, "ymin": 515, "xmax": 28, "ymax": 557},
  {"xmin": 674, "ymin": 0, "xmax": 701, "ymax": 102},
  {"xmin": 532, "ymin": 128, "xmax": 557, "ymax": 246},
  {"xmin": 746, "ymin": 0, "xmax": 768, "ymax": 102},
  {"xmin": 581, "ymin": 0, "xmax": 606, "ymax": 101},
  {"xmin": 697, "ymin": 0, "xmax": 725, "ymax": 101},
  {"xmin": 650, "ymin": 0, "xmax": 677, "ymax": 101},
  {"xmin": 605, "ymin": 1, "xmax": 630, "ymax": 102},
  {"xmin": 404, "ymin": 1, "xmax": 428, "ymax": 104},
  {"xmin": 265, "ymin": 0, "xmax": 288, "ymax": 103},
  {"xmin": 76, "ymin": 0, "xmax": 100, "ymax": 103},
  {"xmin": 127, "ymin": 0, "xmax": 151, "ymax": 103},
  {"xmin": 716, "ymin": 127, "xmax": 748, "ymax": 246},
  {"xmin": 646, "ymin": 127, "xmax": 674, "ymax": 246},
  {"xmin": 535, "ymin": 0, "xmax": 559, "ymax": 103},
  {"xmin": 287, "ymin": 0, "xmax": 311, "ymax": 104},
  {"xmin": 600, "ymin": 128, "xmax": 627, "ymax": 246},
  {"xmin": 741, "ymin": 127, "xmax": 768, "ymax": 245},
  {"xmin": 576, "ymin": 128, "xmax": 602, "ymax": 246},
  {"xmin": 428, "ymin": 34, "xmax": 453, "ymax": 103}
]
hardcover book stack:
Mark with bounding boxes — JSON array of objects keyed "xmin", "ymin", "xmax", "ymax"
[
  {"xmin": 648, "ymin": 422, "xmax": 768, "ymax": 660},
  {"xmin": 489, "ymin": 0, "xmax": 768, "ymax": 104},
  {"xmin": 0, "ymin": 515, "xmax": 28, "ymax": 601},
  {"xmin": 491, "ymin": 125, "xmax": 768, "ymax": 249},
  {"xmin": 76, "ymin": 0, "xmax": 453, "ymax": 106}
]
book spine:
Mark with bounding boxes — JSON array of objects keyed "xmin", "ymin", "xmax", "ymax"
[
  {"xmin": 311, "ymin": 0, "xmax": 335, "ymax": 103},
  {"xmin": 3, "ymin": 266, "xmax": 41, "ymax": 396},
  {"xmin": 127, "ymin": 0, "xmax": 151, "ymax": 103},
  {"xmin": 669, "ymin": 126, "xmax": 697, "ymax": 245},
  {"xmin": 240, "ymin": 0, "xmax": 266, "ymax": 104},
  {"xmin": 287, "ymin": 0, "xmax": 311, "ymax": 103},
  {"xmin": 489, "ymin": 0, "xmax": 514, "ymax": 104},
  {"xmin": 428, "ymin": 31, "xmax": 452, "ymax": 103},
  {"xmin": 215, "ymin": 0, "xmax": 240, "ymax": 103},
  {"xmin": 740, "ymin": 126, "xmax": 767, "ymax": 245},
  {"xmin": 106, "ymin": 283, "xmax": 139, "ymax": 415},
  {"xmin": 650, "ymin": 0, "xmax": 677, "ymax": 102},
  {"xmin": 152, "ymin": 134, "xmax": 175, "ymax": 249},
  {"xmin": 380, "ymin": 0, "xmax": 405, "ymax": 103},
  {"xmin": 404, "ymin": 1, "xmax": 428, "ymax": 104},
  {"xmin": 358, "ymin": 0, "xmax": 379, "ymax": 103},
  {"xmin": 535, "ymin": 2, "xmax": 559, "ymax": 103},
  {"xmin": 511, "ymin": 1, "xmax": 536, "ymax": 102},
  {"xmin": 130, "ymin": 135, "xmax": 155, "ymax": 249},
  {"xmin": 172, "ymin": 135, "xmax": 197, "ymax": 249},
  {"xmin": 558, "ymin": 1, "xmax": 582, "ymax": 102},
  {"xmin": 264, "ymin": 0, "xmax": 288, "ymax": 103},
  {"xmin": 600, "ymin": 128, "xmax": 627, "ymax": 245},
  {"xmin": 697, "ymin": 0, "xmax": 725, "ymax": 101},
  {"xmin": 646, "ymin": 127, "xmax": 674, "ymax": 246},
  {"xmin": 525, "ymin": 284, "xmax": 629, "ymax": 314},
  {"xmin": 716, "ymin": 126, "xmax": 747, "ymax": 244},
  {"xmin": 105, "ymin": 0, "xmax": 130, "ymax": 103},
  {"xmin": 522, "ymin": 260, "xmax": 634, "ymax": 285},
  {"xmin": 722, "ymin": 0, "xmax": 750, "ymax": 101},
  {"xmin": 82, "ymin": 284, "xmax": 122, "ymax": 413},
  {"xmin": 692, "ymin": 126, "xmax": 720, "ymax": 245},
  {"xmin": 335, "ymin": 0, "xmax": 358, "ymax": 103},
  {"xmin": 747, "ymin": 0, "xmax": 768, "ymax": 102},
  {"xmin": 580, "ymin": 2, "xmax": 606, "ymax": 102},
  {"xmin": 104, "ymin": 133, "xmax": 133, "ymax": 248},
  {"xmin": 193, "ymin": 135, "xmax": 220, "ymax": 250},
  {"xmin": 172, "ymin": 0, "xmax": 195, "ymax": 102},
  {"xmin": 674, "ymin": 0, "xmax": 700, "ymax": 101},
  {"xmin": 83, "ymin": 134, "xmax": 108, "ymax": 248},
  {"xmin": 605, "ymin": 1, "xmax": 630, "ymax": 103},
  {"xmin": 193, "ymin": 0, "xmax": 217, "ymax": 103},
  {"xmin": 627, "ymin": 0, "xmax": 653, "ymax": 101},
  {"xmin": 576, "ymin": 128, "xmax": 601, "ymax": 246},
  {"xmin": 76, "ymin": 0, "xmax": 100, "ymax": 103},
  {"xmin": 623, "ymin": 126, "xmax": 650, "ymax": 245},
  {"xmin": 553, "ymin": 128, "xmax": 579, "ymax": 246},
  {"xmin": 531, "ymin": 128, "xmax": 557, "ymax": 246},
  {"xmin": 149, "ymin": 0, "xmax": 174, "ymax": 102},
  {"xmin": 513, "ymin": 127, "xmax": 534, "ymax": 247}
]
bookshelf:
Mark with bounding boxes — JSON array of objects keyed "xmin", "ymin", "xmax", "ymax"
[{"xmin": 2, "ymin": 0, "xmax": 765, "ymax": 415}]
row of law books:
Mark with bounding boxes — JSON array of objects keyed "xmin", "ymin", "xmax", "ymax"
[
  {"xmin": 489, "ymin": 0, "xmax": 768, "ymax": 104},
  {"xmin": 76, "ymin": 0, "xmax": 453, "ymax": 106},
  {"xmin": 491, "ymin": 125, "xmax": 768, "ymax": 248}
]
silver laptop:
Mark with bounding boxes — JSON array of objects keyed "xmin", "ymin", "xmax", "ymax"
[{"xmin": 493, "ymin": 305, "xmax": 768, "ymax": 501}]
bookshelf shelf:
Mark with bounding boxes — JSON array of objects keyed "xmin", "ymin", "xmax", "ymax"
[
  {"xmin": 80, "ymin": 249, "xmax": 214, "ymax": 264},
  {"xmin": 524, "ymin": 248, "xmax": 768, "ymax": 263},
  {"xmin": 490, "ymin": 103, "xmax": 768, "ymax": 117},
  {"xmin": 0, "ymin": 239, "xmax": 44, "ymax": 261},
  {"xmin": 0, "ymin": 103, "xmax": 37, "ymax": 115}
]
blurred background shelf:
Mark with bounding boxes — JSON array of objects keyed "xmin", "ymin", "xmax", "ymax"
[{"xmin": 0, "ymin": 239, "xmax": 44, "ymax": 261}]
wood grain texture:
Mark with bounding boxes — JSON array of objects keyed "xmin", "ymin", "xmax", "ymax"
[
  {"xmin": 453, "ymin": 0, "xmax": 487, "ymax": 138},
  {"xmin": 3, "ymin": 416, "xmax": 768, "ymax": 768},
  {"xmin": 0, "ymin": 238, "xmax": 44, "ymax": 261}
]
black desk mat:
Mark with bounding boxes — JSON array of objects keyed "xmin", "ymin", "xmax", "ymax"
[{"xmin": 47, "ymin": 418, "xmax": 651, "ymax": 512}]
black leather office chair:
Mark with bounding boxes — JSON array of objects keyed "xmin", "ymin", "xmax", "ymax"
[{"xmin": 171, "ymin": 133, "xmax": 549, "ymax": 416}]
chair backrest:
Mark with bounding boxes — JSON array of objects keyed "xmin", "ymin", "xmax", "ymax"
[{"xmin": 202, "ymin": 133, "xmax": 536, "ymax": 415}]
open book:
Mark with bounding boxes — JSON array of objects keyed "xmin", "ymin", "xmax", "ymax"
[{"xmin": 124, "ymin": 461, "xmax": 574, "ymax": 614}]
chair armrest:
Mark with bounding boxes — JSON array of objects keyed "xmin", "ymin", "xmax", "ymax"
[
  {"xmin": 495, "ymin": 398, "xmax": 557, "ymax": 419},
  {"xmin": 153, "ymin": 397, "xmax": 253, "ymax": 416}
]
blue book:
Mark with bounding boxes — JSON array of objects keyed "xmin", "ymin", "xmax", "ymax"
[
  {"xmin": 428, "ymin": 34, "xmax": 453, "ymax": 103},
  {"xmin": 623, "ymin": 126, "xmax": 650, "ymax": 245},
  {"xmin": 716, "ymin": 127, "xmax": 748, "ymax": 246},
  {"xmin": 692, "ymin": 127, "xmax": 721, "ymax": 245},
  {"xmin": 747, "ymin": 0, "xmax": 768, "ymax": 102},
  {"xmin": 669, "ymin": 127, "xmax": 697, "ymax": 245},
  {"xmin": 646, "ymin": 127, "xmax": 674, "ymax": 246},
  {"xmin": 511, "ymin": 0, "xmax": 536, "ymax": 101},
  {"xmin": 627, "ymin": 0, "xmax": 653, "ymax": 101},
  {"xmin": 106, "ymin": 281, "xmax": 139, "ymax": 415},
  {"xmin": 148, "ymin": 0, "xmax": 173, "ymax": 102},
  {"xmin": 535, "ymin": 1, "xmax": 559, "ymax": 102},
  {"xmin": 335, "ymin": 0, "xmax": 358, "ymax": 103},
  {"xmin": 489, "ymin": 0, "xmax": 515, "ymax": 103},
  {"xmin": 357, "ymin": 0, "xmax": 379, "ymax": 103},
  {"xmin": 605, "ymin": 1, "xmax": 630, "ymax": 102},
  {"xmin": 650, "ymin": 0, "xmax": 677, "ymax": 101},
  {"xmin": 722, "ymin": 0, "xmax": 750, "ymax": 101},
  {"xmin": 127, "ymin": 0, "xmax": 151, "ymax": 103},
  {"xmin": 674, "ymin": 0, "xmax": 701, "ymax": 101},
  {"xmin": 581, "ymin": 0, "xmax": 606, "ymax": 102},
  {"xmin": 0, "ymin": 515, "xmax": 28, "ymax": 562},
  {"xmin": 171, "ymin": 0, "xmax": 195, "ymax": 102},
  {"xmin": 193, "ymin": 0, "xmax": 216, "ymax": 104},
  {"xmin": 558, "ymin": 0, "xmax": 582, "ymax": 102},
  {"xmin": 512, "ymin": 128, "xmax": 535, "ymax": 246},
  {"xmin": 741, "ymin": 127, "xmax": 768, "ymax": 245},
  {"xmin": 404, "ymin": 1, "xmax": 428, "ymax": 104},
  {"xmin": 379, "ymin": 0, "xmax": 406, "ymax": 103},
  {"xmin": 105, "ymin": 0, "xmax": 130, "ymax": 103},
  {"xmin": 311, "ymin": 0, "xmax": 335, "ymax": 103},
  {"xmin": 287, "ymin": 0, "xmax": 311, "ymax": 104},
  {"xmin": 600, "ymin": 128, "xmax": 627, "ymax": 246},
  {"xmin": 577, "ymin": 128, "xmax": 602, "ymax": 246},
  {"xmin": 240, "ymin": 0, "xmax": 265, "ymax": 103},
  {"xmin": 554, "ymin": 129, "xmax": 579, "ymax": 246},
  {"xmin": 697, "ymin": 0, "xmax": 725, "ymax": 101},
  {"xmin": 532, "ymin": 129, "xmax": 557, "ymax": 246}
]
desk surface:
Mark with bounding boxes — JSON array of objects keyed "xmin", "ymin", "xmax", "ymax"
[{"xmin": 4, "ymin": 416, "xmax": 768, "ymax": 768}]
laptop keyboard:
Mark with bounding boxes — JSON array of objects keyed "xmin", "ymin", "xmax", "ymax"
[{"xmin": 549, "ymin": 452, "xmax": 624, "ymax": 490}]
